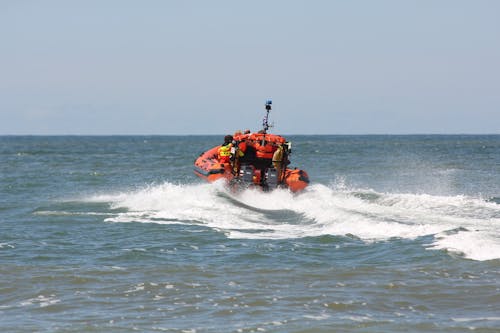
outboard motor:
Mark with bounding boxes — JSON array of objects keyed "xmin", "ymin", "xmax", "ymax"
[
  {"xmin": 240, "ymin": 165, "xmax": 254, "ymax": 184},
  {"xmin": 265, "ymin": 168, "xmax": 279, "ymax": 190}
]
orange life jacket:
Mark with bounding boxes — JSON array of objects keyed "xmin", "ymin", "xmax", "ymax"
[{"xmin": 255, "ymin": 141, "xmax": 276, "ymax": 159}]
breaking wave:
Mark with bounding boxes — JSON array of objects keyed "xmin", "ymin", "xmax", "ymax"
[{"xmin": 86, "ymin": 181, "xmax": 500, "ymax": 261}]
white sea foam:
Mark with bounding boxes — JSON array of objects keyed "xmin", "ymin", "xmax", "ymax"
[
  {"xmin": 87, "ymin": 181, "xmax": 500, "ymax": 261},
  {"xmin": 33, "ymin": 211, "xmax": 116, "ymax": 216},
  {"xmin": 452, "ymin": 317, "xmax": 500, "ymax": 322},
  {"xmin": 303, "ymin": 313, "xmax": 330, "ymax": 320},
  {"xmin": 124, "ymin": 283, "xmax": 145, "ymax": 293},
  {"xmin": 20, "ymin": 295, "xmax": 60, "ymax": 308}
]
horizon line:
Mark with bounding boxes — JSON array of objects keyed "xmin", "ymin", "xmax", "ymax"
[{"xmin": 1, "ymin": 133, "xmax": 499, "ymax": 137}]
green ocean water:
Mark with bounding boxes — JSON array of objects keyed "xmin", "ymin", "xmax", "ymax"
[{"xmin": 1, "ymin": 135, "xmax": 500, "ymax": 332}]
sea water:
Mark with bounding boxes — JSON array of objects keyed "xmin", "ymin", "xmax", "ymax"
[{"xmin": 1, "ymin": 135, "xmax": 499, "ymax": 332}]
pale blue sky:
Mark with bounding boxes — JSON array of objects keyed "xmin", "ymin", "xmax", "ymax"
[{"xmin": 1, "ymin": 0, "xmax": 499, "ymax": 134}]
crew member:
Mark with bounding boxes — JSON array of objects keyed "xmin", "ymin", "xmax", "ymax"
[
  {"xmin": 217, "ymin": 135, "xmax": 244, "ymax": 163},
  {"xmin": 218, "ymin": 135, "xmax": 233, "ymax": 163},
  {"xmin": 231, "ymin": 137, "xmax": 245, "ymax": 174},
  {"xmin": 272, "ymin": 144, "xmax": 286, "ymax": 181}
]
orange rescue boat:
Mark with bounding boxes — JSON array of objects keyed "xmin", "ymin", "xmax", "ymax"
[{"xmin": 194, "ymin": 100, "xmax": 309, "ymax": 192}]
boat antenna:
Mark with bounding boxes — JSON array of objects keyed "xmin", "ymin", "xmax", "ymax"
[{"xmin": 262, "ymin": 99, "xmax": 272, "ymax": 134}]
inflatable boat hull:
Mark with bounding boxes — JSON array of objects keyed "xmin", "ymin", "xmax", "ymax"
[{"xmin": 194, "ymin": 145, "xmax": 309, "ymax": 192}]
